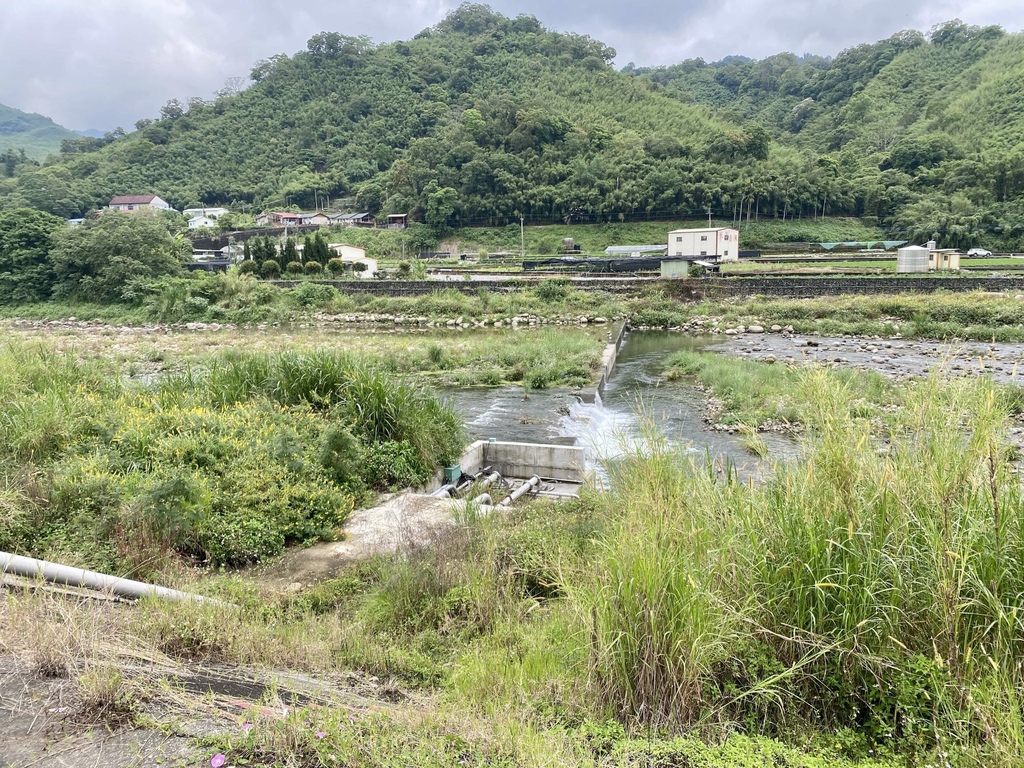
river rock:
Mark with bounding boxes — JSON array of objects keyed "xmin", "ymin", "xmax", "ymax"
[{"xmin": 747, "ymin": 325, "xmax": 764, "ymax": 333}]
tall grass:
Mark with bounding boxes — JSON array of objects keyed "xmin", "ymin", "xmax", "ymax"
[
  {"xmin": 573, "ymin": 369, "xmax": 1024, "ymax": 760},
  {"xmin": 167, "ymin": 349, "xmax": 466, "ymax": 472}
]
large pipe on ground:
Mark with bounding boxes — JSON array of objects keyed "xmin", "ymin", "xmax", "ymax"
[
  {"xmin": 471, "ymin": 494, "xmax": 493, "ymax": 506},
  {"xmin": 431, "ymin": 484, "xmax": 456, "ymax": 498},
  {"xmin": 498, "ymin": 476, "xmax": 541, "ymax": 507},
  {"xmin": 1, "ymin": 551, "xmax": 223, "ymax": 604},
  {"xmin": 479, "ymin": 472, "xmax": 502, "ymax": 488}
]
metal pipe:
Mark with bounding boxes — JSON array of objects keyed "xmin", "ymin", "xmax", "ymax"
[
  {"xmin": 498, "ymin": 476, "xmax": 541, "ymax": 507},
  {"xmin": 471, "ymin": 494, "xmax": 493, "ymax": 506},
  {"xmin": 1, "ymin": 551, "xmax": 222, "ymax": 604},
  {"xmin": 480, "ymin": 472, "xmax": 502, "ymax": 488},
  {"xmin": 431, "ymin": 484, "xmax": 456, "ymax": 498}
]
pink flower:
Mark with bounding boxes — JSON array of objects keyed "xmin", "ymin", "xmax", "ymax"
[
  {"xmin": 242, "ymin": 723, "xmax": 253, "ymax": 734},
  {"xmin": 316, "ymin": 731, "xmax": 327, "ymax": 739},
  {"xmin": 211, "ymin": 755, "xmax": 226, "ymax": 768}
]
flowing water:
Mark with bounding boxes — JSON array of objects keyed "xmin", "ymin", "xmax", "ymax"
[{"xmin": 448, "ymin": 331, "xmax": 797, "ymax": 479}]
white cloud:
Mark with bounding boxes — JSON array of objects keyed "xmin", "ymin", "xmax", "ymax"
[{"xmin": 0, "ymin": 0, "xmax": 1021, "ymax": 129}]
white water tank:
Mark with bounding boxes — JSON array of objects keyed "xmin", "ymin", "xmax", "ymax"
[{"xmin": 897, "ymin": 245, "xmax": 930, "ymax": 273}]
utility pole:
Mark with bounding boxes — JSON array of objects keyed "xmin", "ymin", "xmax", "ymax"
[
  {"xmin": 707, "ymin": 207, "xmax": 712, "ymax": 227},
  {"xmin": 520, "ymin": 216, "xmax": 525, "ymax": 259}
]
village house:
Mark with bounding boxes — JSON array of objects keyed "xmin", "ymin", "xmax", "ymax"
[
  {"xmin": 327, "ymin": 212, "xmax": 375, "ymax": 228},
  {"xmin": 386, "ymin": 213, "xmax": 409, "ymax": 230},
  {"xmin": 187, "ymin": 216, "xmax": 219, "ymax": 229},
  {"xmin": 300, "ymin": 212, "xmax": 331, "ymax": 227},
  {"xmin": 292, "ymin": 243, "xmax": 377, "ymax": 276},
  {"xmin": 255, "ymin": 211, "xmax": 329, "ymax": 227},
  {"xmin": 255, "ymin": 211, "xmax": 301, "ymax": 227},
  {"xmin": 667, "ymin": 227, "xmax": 740, "ymax": 262},
  {"xmin": 183, "ymin": 207, "xmax": 230, "ymax": 220},
  {"xmin": 107, "ymin": 194, "xmax": 172, "ymax": 213}
]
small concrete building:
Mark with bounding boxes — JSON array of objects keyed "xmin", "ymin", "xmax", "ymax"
[
  {"xmin": 661, "ymin": 260, "xmax": 693, "ymax": 278},
  {"xmin": 300, "ymin": 212, "xmax": 331, "ymax": 227},
  {"xmin": 183, "ymin": 207, "xmax": 230, "ymax": 220},
  {"xmin": 329, "ymin": 244, "xmax": 377, "ymax": 277},
  {"xmin": 187, "ymin": 216, "xmax": 219, "ymax": 229},
  {"xmin": 929, "ymin": 249, "xmax": 961, "ymax": 271},
  {"xmin": 667, "ymin": 227, "xmax": 739, "ymax": 261}
]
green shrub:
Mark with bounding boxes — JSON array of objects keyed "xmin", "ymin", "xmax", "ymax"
[
  {"xmin": 361, "ymin": 440, "xmax": 427, "ymax": 490},
  {"xmin": 303, "ymin": 260, "xmax": 323, "ymax": 275},
  {"xmin": 535, "ymin": 278, "xmax": 569, "ymax": 303},
  {"xmin": 237, "ymin": 260, "xmax": 258, "ymax": 275},
  {"xmin": 289, "ymin": 282, "xmax": 337, "ymax": 309},
  {"xmin": 326, "ymin": 258, "xmax": 346, "ymax": 277},
  {"xmin": 260, "ymin": 259, "xmax": 281, "ymax": 278},
  {"xmin": 284, "ymin": 261, "xmax": 303, "ymax": 275}
]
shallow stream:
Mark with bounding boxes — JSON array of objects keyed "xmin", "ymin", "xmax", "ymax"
[{"xmin": 448, "ymin": 331, "xmax": 798, "ymax": 479}]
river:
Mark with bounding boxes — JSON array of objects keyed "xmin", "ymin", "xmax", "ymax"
[{"xmin": 448, "ymin": 330, "xmax": 797, "ymax": 479}]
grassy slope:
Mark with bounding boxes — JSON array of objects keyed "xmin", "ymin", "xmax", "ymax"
[{"xmin": 0, "ymin": 102, "xmax": 78, "ymax": 160}]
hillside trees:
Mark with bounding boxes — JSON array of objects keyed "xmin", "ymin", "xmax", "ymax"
[{"xmin": 0, "ymin": 7, "xmax": 1023, "ymax": 246}]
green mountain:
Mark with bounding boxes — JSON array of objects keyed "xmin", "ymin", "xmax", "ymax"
[
  {"xmin": 2, "ymin": 9, "xmax": 1023, "ymax": 248},
  {"xmin": 0, "ymin": 103, "xmax": 79, "ymax": 160}
]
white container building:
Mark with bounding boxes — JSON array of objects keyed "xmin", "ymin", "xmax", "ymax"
[{"xmin": 667, "ymin": 227, "xmax": 739, "ymax": 262}]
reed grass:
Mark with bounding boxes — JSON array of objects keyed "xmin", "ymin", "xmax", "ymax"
[{"xmin": 572, "ymin": 368, "xmax": 1024, "ymax": 762}]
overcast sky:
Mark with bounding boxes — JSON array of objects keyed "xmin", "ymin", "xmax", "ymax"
[{"xmin": 2, "ymin": 0, "xmax": 1022, "ymax": 131}]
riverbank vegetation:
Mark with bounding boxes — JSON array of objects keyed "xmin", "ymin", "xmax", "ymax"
[
  {"xmin": 664, "ymin": 349, "xmax": 897, "ymax": 427},
  {"xmin": 641, "ymin": 288, "xmax": 1024, "ymax": 342},
  {"xmin": 0, "ymin": 343, "xmax": 464, "ymax": 573},
  {"xmin": 4, "ymin": 365, "xmax": 1023, "ymax": 766},
  {"xmin": 2, "ymin": 322, "xmax": 607, "ymax": 389}
]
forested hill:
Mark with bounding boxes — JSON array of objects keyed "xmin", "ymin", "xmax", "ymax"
[
  {"xmin": 0, "ymin": 103, "xmax": 79, "ymax": 160},
  {"xmin": 2, "ymin": 7, "xmax": 1024, "ymax": 248}
]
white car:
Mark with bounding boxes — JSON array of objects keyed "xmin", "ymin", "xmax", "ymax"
[{"xmin": 967, "ymin": 248, "xmax": 992, "ymax": 257}]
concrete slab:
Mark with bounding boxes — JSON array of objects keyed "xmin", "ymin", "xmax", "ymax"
[{"xmin": 265, "ymin": 494, "xmax": 458, "ymax": 586}]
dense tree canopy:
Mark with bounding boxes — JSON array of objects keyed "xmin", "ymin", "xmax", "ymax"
[
  {"xmin": 49, "ymin": 212, "xmax": 188, "ymax": 301},
  {"xmin": 0, "ymin": 208, "xmax": 65, "ymax": 302}
]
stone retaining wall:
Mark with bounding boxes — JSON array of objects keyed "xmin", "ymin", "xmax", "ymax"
[
  {"xmin": 270, "ymin": 279, "xmax": 650, "ymax": 295},
  {"xmin": 273, "ymin": 276, "xmax": 1024, "ymax": 300},
  {"xmin": 690, "ymin": 276, "xmax": 1024, "ymax": 298}
]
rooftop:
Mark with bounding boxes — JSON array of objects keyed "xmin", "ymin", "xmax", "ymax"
[
  {"xmin": 109, "ymin": 194, "xmax": 159, "ymax": 205},
  {"xmin": 604, "ymin": 245, "xmax": 668, "ymax": 255}
]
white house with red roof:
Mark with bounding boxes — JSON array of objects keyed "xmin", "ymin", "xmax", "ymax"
[{"xmin": 107, "ymin": 194, "xmax": 172, "ymax": 213}]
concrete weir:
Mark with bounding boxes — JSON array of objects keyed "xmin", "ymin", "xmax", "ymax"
[
  {"xmin": 448, "ymin": 440, "xmax": 588, "ymax": 486},
  {"xmin": 579, "ymin": 320, "xmax": 627, "ymax": 404}
]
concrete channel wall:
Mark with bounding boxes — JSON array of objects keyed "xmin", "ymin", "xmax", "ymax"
[
  {"xmin": 270, "ymin": 278, "xmax": 651, "ymax": 296},
  {"xmin": 273, "ymin": 275, "xmax": 1024, "ymax": 299},
  {"xmin": 690, "ymin": 275, "xmax": 1024, "ymax": 298},
  {"xmin": 579, "ymin": 321, "xmax": 628, "ymax": 404},
  {"xmin": 457, "ymin": 440, "xmax": 588, "ymax": 484}
]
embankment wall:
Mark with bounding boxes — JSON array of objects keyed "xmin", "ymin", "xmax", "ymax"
[{"xmin": 273, "ymin": 276, "xmax": 1024, "ymax": 299}]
